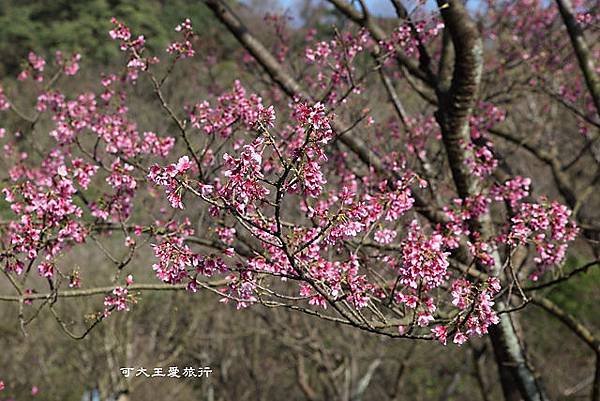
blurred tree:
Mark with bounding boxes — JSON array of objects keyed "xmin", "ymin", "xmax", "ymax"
[{"xmin": 0, "ymin": 0, "xmax": 214, "ymax": 76}]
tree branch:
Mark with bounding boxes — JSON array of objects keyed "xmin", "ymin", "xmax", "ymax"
[
  {"xmin": 555, "ymin": 0, "xmax": 600, "ymax": 118},
  {"xmin": 0, "ymin": 281, "xmax": 226, "ymax": 302}
]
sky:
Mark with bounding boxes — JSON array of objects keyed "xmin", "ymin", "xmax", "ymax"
[
  {"xmin": 244, "ymin": 0, "xmax": 486, "ymax": 22},
  {"xmin": 243, "ymin": 0, "xmax": 437, "ymax": 20}
]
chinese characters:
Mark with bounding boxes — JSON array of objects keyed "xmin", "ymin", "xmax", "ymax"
[{"xmin": 120, "ymin": 366, "xmax": 212, "ymax": 379}]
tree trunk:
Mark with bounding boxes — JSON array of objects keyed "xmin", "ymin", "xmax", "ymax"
[{"xmin": 489, "ymin": 310, "xmax": 548, "ymax": 401}]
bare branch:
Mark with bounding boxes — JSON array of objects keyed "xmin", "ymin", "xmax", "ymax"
[{"xmin": 0, "ymin": 281, "xmax": 226, "ymax": 302}]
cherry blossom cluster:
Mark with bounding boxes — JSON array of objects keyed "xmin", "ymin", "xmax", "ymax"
[
  {"xmin": 398, "ymin": 220, "xmax": 450, "ymax": 291},
  {"xmin": 18, "ymin": 51, "xmax": 46, "ymax": 81},
  {"xmin": 464, "ymin": 142, "xmax": 498, "ymax": 178},
  {"xmin": 401, "ymin": 116, "xmax": 439, "ymax": 158},
  {"xmin": 287, "ymin": 101, "xmax": 336, "ymax": 197},
  {"xmin": 103, "ymin": 274, "xmax": 135, "ymax": 316},
  {"xmin": 188, "ymin": 80, "xmax": 275, "ymax": 136},
  {"xmin": 490, "ymin": 176, "xmax": 531, "ymax": 208},
  {"xmin": 109, "ymin": 18, "xmax": 157, "ymax": 81},
  {"xmin": 55, "ymin": 50, "xmax": 82, "ymax": 76},
  {"xmin": 148, "ymin": 156, "xmax": 195, "ymax": 209},
  {"xmin": 150, "ymin": 219, "xmax": 229, "ymax": 289},
  {"xmin": 507, "ymin": 199, "xmax": 578, "ymax": 279},
  {"xmin": 167, "ymin": 18, "xmax": 195, "ymax": 59},
  {"xmin": 215, "ymin": 270, "xmax": 255, "ymax": 309},
  {"xmin": 141, "ymin": 131, "xmax": 175, "ymax": 157},
  {"xmin": 470, "ymin": 102, "xmax": 507, "ymax": 139},
  {"xmin": 0, "ymin": 85, "xmax": 9, "ymax": 110},
  {"xmin": 461, "ymin": 103, "xmax": 510, "ymax": 178},
  {"xmin": 220, "ymin": 137, "xmax": 270, "ymax": 214},
  {"xmin": 304, "ymin": 30, "xmax": 371, "ymax": 104},
  {"xmin": 1, "ymin": 152, "xmax": 89, "ymax": 279},
  {"xmin": 380, "ymin": 19, "xmax": 444, "ymax": 59},
  {"xmin": 432, "ymin": 276, "xmax": 501, "ymax": 345}
]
